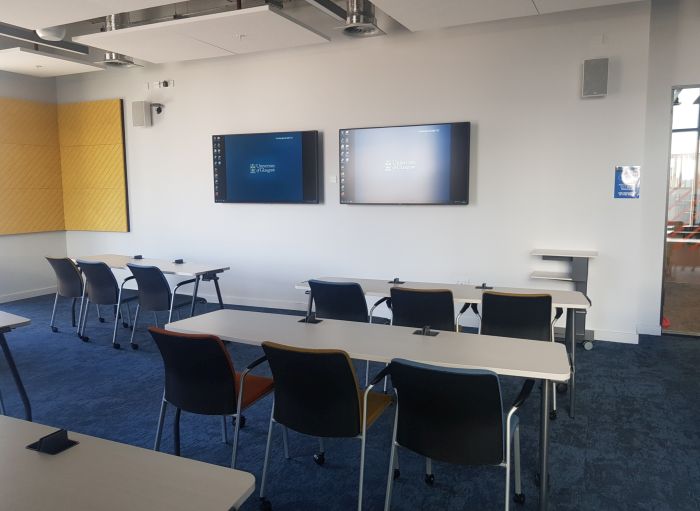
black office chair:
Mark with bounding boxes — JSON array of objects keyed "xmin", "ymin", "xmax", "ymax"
[
  {"xmin": 46, "ymin": 257, "xmax": 84, "ymax": 333},
  {"xmin": 480, "ymin": 292, "xmax": 559, "ymax": 418},
  {"xmin": 389, "ymin": 287, "xmax": 456, "ymax": 332},
  {"xmin": 76, "ymin": 260, "xmax": 139, "ymax": 348},
  {"xmin": 380, "ymin": 359, "xmax": 533, "ymax": 511},
  {"xmin": 308, "ymin": 279, "xmax": 389, "ymax": 385},
  {"xmin": 126, "ymin": 264, "xmax": 206, "ymax": 350},
  {"xmin": 259, "ymin": 341, "xmax": 393, "ymax": 511},
  {"xmin": 149, "ymin": 327, "xmax": 273, "ymax": 468}
]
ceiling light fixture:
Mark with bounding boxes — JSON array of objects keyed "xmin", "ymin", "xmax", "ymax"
[{"xmin": 35, "ymin": 26, "xmax": 66, "ymax": 42}]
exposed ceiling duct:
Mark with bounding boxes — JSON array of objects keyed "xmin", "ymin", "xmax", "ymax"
[
  {"xmin": 95, "ymin": 13, "xmax": 141, "ymax": 67},
  {"xmin": 343, "ymin": 0, "xmax": 381, "ymax": 37},
  {"xmin": 35, "ymin": 25, "xmax": 67, "ymax": 42}
]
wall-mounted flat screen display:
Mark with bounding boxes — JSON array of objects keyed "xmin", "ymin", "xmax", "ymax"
[
  {"xmin": 339, "ymin": 122, "xmax": 470, "ymax": 205},
  {"xmin": 213, "ymin": 130, "xmax": 319, "ymax": 203}
]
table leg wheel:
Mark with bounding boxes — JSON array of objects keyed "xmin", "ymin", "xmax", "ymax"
[
  {"xmin": 112, "ymin": 343, "xmax": 121, "ymax": 350},
  {"xmin": 130, "ymin": 343, "xmax": 139, "ymax": 350},
  {"xmin": 514, "ymin": 493, "xmax": 525, "ymax": 505},
  {"xmin": 583, "ymin": 341, "xmax": 593, "ymax": 351},
  {"xmin": 260, "ymin": 498, "xmax": 272, "ymax": 511},
  {"xmin": 313, "ymin": 452, "xmax": 325, "ymax": 466},
  {"xmin": 425, "ymin": 474, "xmax": 435, "ymax": 486},
  {"xmin": 549, "ymin": 410, "xmax": 557, "ymax": 420},
  {"xmin": 51, "ymin": 326, "xmax": 58, "ymax": 333},
  {"xmin": 556, "ymin": 383, "xmax": 568, "ymax": 394},
  {"xmin": 393, "ymin": 469, "xmax": 400, "ymax": 480}
]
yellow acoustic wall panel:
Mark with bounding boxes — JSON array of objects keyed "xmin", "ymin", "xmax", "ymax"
[
  {"xmin": 0, "ymin": 98, "xmax": 64, "ymax": 235},
  {"xmin": 58, "ymin": 99, "xmax": 129, "ymax": 232}
]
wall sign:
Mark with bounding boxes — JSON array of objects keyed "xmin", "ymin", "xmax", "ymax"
[{"xmin": 614, "ymin": 165, "xmax": 641, "ymax": 199}]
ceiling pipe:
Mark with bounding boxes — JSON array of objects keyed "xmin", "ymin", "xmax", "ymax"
[{"xmin": 343, "ymin": 0, "xmax": 381, "ymax": 37}]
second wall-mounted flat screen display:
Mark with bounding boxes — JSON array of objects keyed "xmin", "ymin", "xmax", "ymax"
[
  {"xmin": 213, "ymin": 130, "xmax": 319, "ymax": 203},
  {"xmin": 339, "ymin": 122, "xmax": 470, "ymax": 205}
]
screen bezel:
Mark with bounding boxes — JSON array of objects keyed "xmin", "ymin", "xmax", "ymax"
[
  {"xmin": 213, "ymin": 130, "xmax": 319, "ymax": 204},
  {"xmin": 338, "ymin": 122, "xmax": 470, "ymax": 205}
]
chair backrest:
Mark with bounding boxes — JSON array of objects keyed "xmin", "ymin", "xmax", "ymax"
[
  {"xmin": 46, "ymin": 257, "xmax": 83, "ymax": 298},
  {"xmin": 127, "ymin": 264, "xmax": 171, "ymax": 312},
  {"xmin": 390, "ymin": 287, "xmax": 455, "ymax": 332},
  {"xmin": 308, "ymin": 280, "xmax": 369, "ymax": 323},
  {"xmin": 480, "ymin": 292, "xmax": 552, "ymax": 341},
  {"xmin": 389, "ymin": 359, "xmax": 505, "ymax": 465},
  {"xmin": 77, "ymin": 260, "xmax": 119, "ymax": 305},
  {"xmin": 149, "ymin": 327, "xmax": 237, "ymax": 415},
  {"xmin": 262, "ymin": 341, "xmax": 362, "ymax": 438}
]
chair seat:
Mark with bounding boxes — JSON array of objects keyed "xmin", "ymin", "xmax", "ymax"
[
  {"xmin": 362, "ymin": 391, "xmax": 393, "ymax": 430},
  {"xmin": 172, "ymin": 293, "xmax": 207, "ymax": 310},
  {"xmin": 235, "ymin": 372, "xmax": 274, "ymax": 410}
]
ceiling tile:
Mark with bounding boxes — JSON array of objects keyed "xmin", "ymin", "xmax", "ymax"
[{"xmin": 0, "ymin": 47, "xmax": 103, "ymax": 77}]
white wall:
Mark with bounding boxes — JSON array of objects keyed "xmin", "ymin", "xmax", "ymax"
[
  {"xmin": 55, "ymin": 3, "xmax": 653, "ymax": 341},
  {"xmin": 638, "ymin": 0, "xmax": 700, "ymax": 336},
  {"xmin": 0, "ymin": 71, "xmax": 64, "ymax": 302}
]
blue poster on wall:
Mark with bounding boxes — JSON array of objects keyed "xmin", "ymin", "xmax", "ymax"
[{"xmin": 614, "ymin": 165, "xmax": 641, "ymax": 199}]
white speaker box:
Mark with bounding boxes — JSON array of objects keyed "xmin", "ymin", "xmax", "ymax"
[{"xmin": 582, "ymin": 58, "xmax": 608, "ymax": 98}]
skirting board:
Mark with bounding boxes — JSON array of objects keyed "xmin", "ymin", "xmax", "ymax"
[{"xmin": 0, "ymin": 285, "xmax": 56, "ymax": 304}]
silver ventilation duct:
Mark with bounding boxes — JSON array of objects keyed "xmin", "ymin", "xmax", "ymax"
[
  {"xmin": 343, "ymin": 0, "xmax": 381, "ymax": 37},
  {"xmin": 95, "ymin": 14, "xmax": 141, "ymax": 68}
]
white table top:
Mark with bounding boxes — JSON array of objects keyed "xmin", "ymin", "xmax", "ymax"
[
  {"xmin": 0, "ymin": 311, "xmax": 31, "ymax": 331},
  {"xmin": 0, "ymin": 415, "xmax": 255, "ymax": 511},
  {"xmin": 75, "ymin": 254, "xmax": 230, "ymax": 277},
  {"xmin": 296, "ymin": 277, "xmax": 590, "ymax": 310},
  {"xmin": 166, "ymin": 309, "xmax": 571, "ymax": 382}
]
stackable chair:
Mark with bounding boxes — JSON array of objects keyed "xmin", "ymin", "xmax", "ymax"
[
  {"xmin": 389, "ymin": 287, "xmax": 457, "ymax": 332},
  {"xmin": 479, "ymin": 292, "xmax": 559, "ymax": 418},
  {"xmin": 149, "ymin": 328, "xmax": 273, "ymax": 468},
  {"xmin": 258, "ymin": 341, "xmax": 393, "ymax": 511},
  {"xmin": 380, "ymin": 359, "xmax": 533, "ymax": 511},
  {"xmin": 126, "ymin": 264, "xmax": 206, "ymax": 350},
  {"xmin": 46, "ymin": 257, "xmax": 84, "ymax": 333},
  {"xmin": 76, "ymin": 260, "xmax": 139, "ymax": 348},
  {"xmin": 307, "ymin": 279, "xmax": 389, "ymax": 385}
]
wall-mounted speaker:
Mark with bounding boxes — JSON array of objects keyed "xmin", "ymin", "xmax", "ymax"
[
  {"xmin": 582, "ymin": 58, "xmax": 608, "ymax": 98},
  {"xmin": 132, "ymin": 100, "xmax": 152, "ymax": 127}
]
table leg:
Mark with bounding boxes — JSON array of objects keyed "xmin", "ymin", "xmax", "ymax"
[
  {"xmin": 539, "ymin": 377, "xmax": 550, "ymax": 511},
  {"xmin": 0, "ymin": 332, "xmax": 32, "ymax": 421},
  {"xmin": 190, "ymin": 276, "xmax": 201, "ymax": 318},
  {"xmin": 566, "ymin": 308, "xmax": 576, "ymax": 418},
  {"xmin": 213, "ymin": 275, "xmax": 224, "ymax": 309}
]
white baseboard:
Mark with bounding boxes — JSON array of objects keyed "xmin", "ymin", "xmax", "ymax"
[
  {"xmin": 593, "ymin": 330, "xmax": 639, "ymax": 344},
  {"xmin": 0, "ymin": 286, "xmax": 55, "ymax": 304}
]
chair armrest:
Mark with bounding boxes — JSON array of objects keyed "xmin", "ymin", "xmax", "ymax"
[
  {"xmin": 554, "ymin": 307, "xmax": 564, "ymax": 321},
  {"xmin": 173, "ymin": 278, "xmax": 198, "ymax": 293},
  {"xmin": 471, "ymin": 303, "xmax": 480, "ymax": 317},
  {"xmin": 368, "ymin": 364, "xmax": 391, "ymax": 387},
  {"xmin": 244, "ymin": 355, "xmax": 268, "ymax": 373},
  {"xmin": 371, "ymin": 296, "xmax": 390, "ymax": 308},
  {"xmin": 510, "ymin": 379, "xmax": 535, "ymax": 410},
  {"xmin": 119, "ymin": 276, "xmax": 135, "ymax": 290}
]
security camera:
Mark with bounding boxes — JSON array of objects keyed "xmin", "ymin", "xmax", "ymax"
[{"xmin": 151, "ymin": 103, "xmax": 164, "ymax": 115}]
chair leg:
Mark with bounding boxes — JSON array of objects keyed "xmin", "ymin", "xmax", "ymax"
[
  {"xmin": 71, "ymin": 298, "xmax": 77, "ymax": 327},
  {"xmin": 0, "ymin": 387, "xmax": 6, "ymax": 415},
  {"xmin": 505, "ymin": 425, "xmax": 512, "ymax": 511},
  {"xmin": 221, "ymin": 416, "xmax": 228, "ymax": 444},
  {"xmin": 314, "ymin": 437, "xmax": 325, "ymax": 465},
  {"xmin": 259, "ymin": 404, "xmax": 276, "ymax": 501},
  {"xmin": 365, "ymin": 360, "xmax": 370, "ymax": 387},
  {"xmin": 384, "ymin": 405, "xmax": 400, "ymax": 511},
  {"xmin": 111, "ymin": 300, "xmax": 122, "ymax": 349},
  {"xmin": 50, "ymin": 292, "xmax": 59, "ymax": 332},
  {"xmin": 79, "ymin": 298, "xmax": 90, "ymax": 341},
  {"xmin": 358, "ymin": 431, "xmax": 368, "ymax": 511},
  {"xmin": 551, "ymin": 382, "xmax": 557, "ymax": 419},
  {"xmin": 123, "ymin": 302, "xmax": 132, "ymax": 328},
  {"xmin": 173, "ymin": 407, "xmax": 181, "ymax": 456},
  {"xmin": 282, "ymin": 426, "xmax": 290, "ymax": 459},
  {"xmin": 514, "ymin": 424, "xmax": 523, "ymax": 504},
  {"xmin": 96, "ymin": 304, "xmax": 103, "ymax": 322},
  {"xmin": 130, "ymin": 305, "xmax": 140, "ymax": 348},
  {"xmin": 77, "ymin": 290, "xmax": 85, "ymax": 334},
  {"xmin": 383, "ymin": 363, "xmax": 389, "ymax": 393},
  {"xmin": 153, "ymin": 312, "xmax": 159, "ymax": 328},
  {"xmin": 425, "ymin": 458, "xmax": 434, "ymax": 485},
  {"xmin": 154, "ymin": 398, "xmax": 167, "ymax": 451}
]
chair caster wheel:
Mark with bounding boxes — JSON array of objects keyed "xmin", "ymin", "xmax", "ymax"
[
  {"xmin": 313, "ymin": 452, "xmax": 325, "ymax": 466},
  {"xmin": 514, "ymin": 493, "xmax": 525, "ymax": 504},
  {"xmin": 236, "ymin": 415, "xmax": 246, "ymax": 428},
  {"xmin": 130, "ymin": 343, "xmax": 139, "ymax": 350},
  {"xmin": 112, "ymin": 343, "xmax": 121, "ymax": 350},
  {"xmin": 260, "ymin": 497, "xmax": 272, "ymax": 511},
  {"xmin": 122, "ymin": 322, "xmax": 129, "ymax": 328},
  {"xmin": 556, "ymin": 383, "xmax": 568, "ymax": 394},
  {"xmin": 393, "ymin": 469, "xmax": 400, "ymax": 480},
  {"xmin": 425, "ymin": 474, "xmax": 435, "ymax": 486},
  {"xmin": 549, "ymin": 410, "xmax": 557, "ymax": 420},
  {"xmin": 583, "ymin": 341, "xmax": 593, "ymax": 351},
  {"xmin": 80, "ymin": 336, "xmax": 89, "ymax": 342},
  {"xmin": 98, "ymin": 318, "xmax": 105, "ymax": 323},
  {"xmin": 51, "ymin": 326, "xmax": 58, "ymax": 333}
]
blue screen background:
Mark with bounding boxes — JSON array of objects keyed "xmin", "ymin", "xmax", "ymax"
[{"xmin": 225, "ymin": 132, "xmax": 303, "ymax": 202}]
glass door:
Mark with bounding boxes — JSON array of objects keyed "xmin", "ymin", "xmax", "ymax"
[{"xmin": 663, "ymin": 86, "xmax": 700, "ymax": 335}]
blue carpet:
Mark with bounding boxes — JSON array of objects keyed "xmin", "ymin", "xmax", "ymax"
[{"xmin": 0, "ymin": 294, "xmax": 699, "ymax": 510}]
